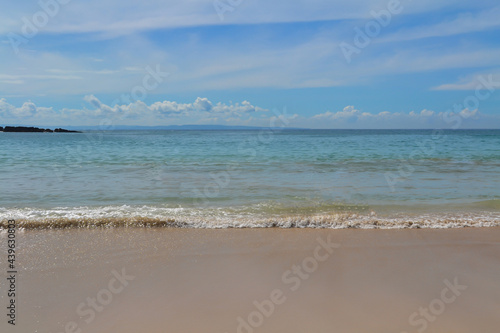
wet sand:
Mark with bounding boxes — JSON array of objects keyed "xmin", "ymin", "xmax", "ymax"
[{"xmin": 1, "ymin": 227, "xmax": 500, "ymax": 333}]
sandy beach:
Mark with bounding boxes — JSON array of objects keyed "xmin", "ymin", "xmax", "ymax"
[
  {"xmin": 2, "ymin": 0, "xmax": 500, "ymax": 331},
  {"xmin": 1, "ymin": 227, "xmax": 499, "ymax": 333}
]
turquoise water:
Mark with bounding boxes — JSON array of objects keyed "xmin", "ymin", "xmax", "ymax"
[{"xmin": 1, "ymin": 129, "xmax": 500, "ymax": 228}]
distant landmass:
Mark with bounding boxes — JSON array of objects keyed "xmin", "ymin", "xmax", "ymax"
[
  {"xmin": 0, "ymin": 126, "xmax": 82, "ymax": 133},
  {"xmin": 49, "ymin": 124, "xmax": 303, "ymax": 131},
  {"xmin": 0, "ymin": 124, "xmax": 304, "ymax": 131},
  {"xmin": 100, "ymin": 125, "xmax": 296, "ymax": 130}
]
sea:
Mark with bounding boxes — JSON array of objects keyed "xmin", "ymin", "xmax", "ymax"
[{"xmin": 1, "ymin": 129, "xmax": 500, "ymax": 229}]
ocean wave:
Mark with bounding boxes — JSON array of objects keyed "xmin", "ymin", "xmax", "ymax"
[{"xmin": 1, "ymin": 206, "xmax": 500, "ymax": 230}]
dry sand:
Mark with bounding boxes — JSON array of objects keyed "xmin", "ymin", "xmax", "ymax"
[{"xmin": 1, "ymin": 227, "xmax": 500, "ymax": 333}]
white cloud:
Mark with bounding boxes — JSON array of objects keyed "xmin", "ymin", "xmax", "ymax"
[
  {"xmin": 1, "ymin": 1, "xmax": 499, "ymax": 99},
  {"xmin": 312, "ymin": 106, "xmax": 361, "ymax": 120},
  {"xmin": 378, "ymin": 7, "xmax": 500, "ymax": 44},
  {"xmin": 420, "ymin": 109, "xmax": 435, "ymax": 117},
  {"xmin": 83, "ymin": 95, "xmax": 103, "ymax": 109},
  {"xmin": 432, "ymin": 73, "xmax": 500, "ymax": 91},
  {"xmin": 0, "ymin": 98, "xmax": 57, "ymax": 119},
  {"xmin": 0, "ymin": 0, "xmax": 465, "ymax": 36},
  {"xmin": 0, "ymin": 80, "xmax": 24, "ymax": 85},
  {"xmin": 2, "ymin": 97, "xmax": 499, "ymax": 129},
  {"xmin": 3, "ymin": 37, "xmax": 500, "ymax": 97},
  {"xmin": 294, "ymin": 106, "xmax": 497, "ymax": 129},
  {"xmin": 0, "ymin": 73, "xmax": 82, "ymax": 81},
  {"xmin": 459, "ymin": 108, "xmax": 479, "ymax": 119},
  {"xmin": 79, "ymin": 95, "xmax": 269, "ymax": 120}
]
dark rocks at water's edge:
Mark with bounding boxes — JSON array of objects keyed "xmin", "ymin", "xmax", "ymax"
[
  {"xmin": 54, "ymin": 128, "xmax": 82, "ymax": 133},
  {"xmin": 4, "ymin": 126, "xmax": 50, "ymax": 132},
  {"xmin": 1, "ymin": 126, "xmax": 50, "ymax": 132},
  {"xmin": 0, "ymin": 126, "xmax": 81, "ymax": 133}
]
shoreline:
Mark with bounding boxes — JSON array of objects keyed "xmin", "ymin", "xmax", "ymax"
[{"xmin": 2, "ymin": 211, "xmax": 500, "ymax": 230}]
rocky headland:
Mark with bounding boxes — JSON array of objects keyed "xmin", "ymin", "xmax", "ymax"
[{"xmin": 0, "ymin": 126, "xmax": 82, "ymax": 133}]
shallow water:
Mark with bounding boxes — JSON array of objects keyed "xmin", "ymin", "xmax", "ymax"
[{"xmin": 1, "ymin": 129, "xmax": 499, "ymax": 228}]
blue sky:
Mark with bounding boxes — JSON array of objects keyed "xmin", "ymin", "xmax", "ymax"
[{"xmin": 1, "ymin": 0, "xmax": 500, "ymax": 128}]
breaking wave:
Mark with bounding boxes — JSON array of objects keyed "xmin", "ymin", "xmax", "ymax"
[{"xmin": 1, "ymin": 205, "xmax": 500, "ymax": 230}]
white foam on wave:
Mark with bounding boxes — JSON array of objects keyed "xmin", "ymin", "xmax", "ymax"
[{"xmin": 1, "ymin": 205, "xmax": 500, "ymax": 229}]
